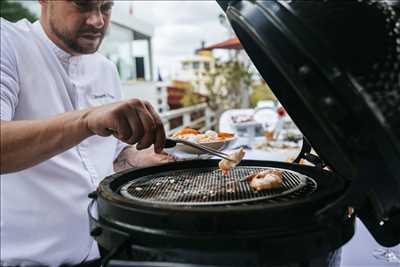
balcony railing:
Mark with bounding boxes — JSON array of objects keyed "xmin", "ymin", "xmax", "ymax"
[{"xmin": 161, "ymin": 103, "xmax": 216, "ymax": 135}]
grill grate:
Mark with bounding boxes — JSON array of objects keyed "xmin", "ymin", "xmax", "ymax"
[{"xmin": 120, "ymin": 167, "xmax": 317, "ymax": 206}]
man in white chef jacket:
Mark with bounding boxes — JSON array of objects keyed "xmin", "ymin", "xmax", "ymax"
[{"xmin": 0, "ymin": 1, "xmax": 175, "ymax": 266}]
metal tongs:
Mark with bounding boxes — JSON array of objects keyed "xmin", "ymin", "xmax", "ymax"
[
  {"xmin": 165, "ymin": 138, "xmax": 234, "ymax": 162},
  {"xmin": 106, "ymin": 127, "xmax": 234, "ymax": 162}
]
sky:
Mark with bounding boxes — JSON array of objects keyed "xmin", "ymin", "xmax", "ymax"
[{"xmin": 122, "ymin": 1, "xmax": 232, "ymax": 79}]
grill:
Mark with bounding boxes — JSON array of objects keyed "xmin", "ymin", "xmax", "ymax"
[
  {"xmin": 120, "ymin": 167, "xmax": 316, "ymax": 206},
  {"xmin": 89, "ymin": 1, "xmax": 400, "ymax": 266},
  {"xmin": 91, "ymin": 160, "xmax": 351, "ymax": 266}
]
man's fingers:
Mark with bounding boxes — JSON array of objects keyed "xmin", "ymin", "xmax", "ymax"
[
  {"xmin": 123, "ymin": 106, "xmax": 144, "ymax": 145},
  {"xmin": 135, "ymin": 101, "xmax": 157, "ymax": 150},
  {"xmin": 158, "ymin": 150, "xmax": 169, "ymax": 155},
  {"xmin": 113, "ymin": 116, "xmax": 132, "ymax": 142},
  {"xmin": 143, "ymin": 101, "xmax": 166, "ymax": 153},
  {"xmin": 99, "ymin": 99, "xmax": 165, "ymax": 150}
]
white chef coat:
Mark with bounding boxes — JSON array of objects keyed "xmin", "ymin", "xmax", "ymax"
[{"xmin": 0, "ymin": 19, "xmax": 127, "ymax": 267}]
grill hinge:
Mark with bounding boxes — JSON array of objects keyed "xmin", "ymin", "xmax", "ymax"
[{"xmin": 293, "ymin": 137, "xmax": 327, "ymax": 169}]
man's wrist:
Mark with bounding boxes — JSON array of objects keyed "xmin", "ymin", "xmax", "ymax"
[{"xmin": 79, "ymin": 108, "xmax": 95, "ymax": 137}]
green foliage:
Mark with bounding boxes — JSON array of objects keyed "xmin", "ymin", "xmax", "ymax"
[
  {"xmin": 181, "ymin": 85, "xmax": 203, "ymax": 107},
  {"xmin": 1, "ymin": 0, "xmax": 37, "ymax": 23},
  {"xmin": 205, "ymin": 59, "xmax": 252, "ymax": 112},
  {"xmin": 250, "ymin": 82, "xmax": 277, "ymax": 107}
]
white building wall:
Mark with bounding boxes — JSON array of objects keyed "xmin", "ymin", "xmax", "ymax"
[
  {"xmin": 121, "ymin": 81, "xmax": 169, "ymax": 114},
  {"xmin": 175, "ymin": 55, "xmax": 215, "ymax": 95}
]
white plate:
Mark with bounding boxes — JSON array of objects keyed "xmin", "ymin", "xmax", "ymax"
[{"xmin": 174, "ymin": 137, "xmax": 236, "ymax": 155}]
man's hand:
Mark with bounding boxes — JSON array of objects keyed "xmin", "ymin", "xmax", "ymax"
[
  {"xmin": 114, "ymin": 146, "xmax": 176, "ymax": 172},
  {"xmin": 84, "ymin": 98, "xmax": 166, "ymax": 153}
]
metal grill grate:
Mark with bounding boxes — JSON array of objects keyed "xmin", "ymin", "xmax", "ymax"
[{"xmin": 120, "ymin": 167, "xmax": 317, "ymax": 206}]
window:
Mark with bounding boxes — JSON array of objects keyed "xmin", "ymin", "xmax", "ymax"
[
  {"xmin": 100, "ymin": 24, "xmax": 134, "ymax": 81},
  {"xmin": 193, "ymin": 62, "xmax": 200, "ymax": 70},
  {"xmin": 135, "ymin": 57, "xmax": 145, "ymax": 80}
]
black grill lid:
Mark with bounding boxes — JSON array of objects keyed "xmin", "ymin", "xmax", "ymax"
[{"xmin": 217, "ymin": 0, "xmax": 400, "ymax": 246}]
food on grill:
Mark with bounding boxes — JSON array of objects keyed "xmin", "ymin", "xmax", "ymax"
[
  {"xmin": 246, "ymin": 170, "xmax": 283, "ymax": 191},
  {"xmin": 171, "ymin": 128, "xmax": 235, "ymax": 143},
  {"xmin": 226, "ymin": 181, "xmax": 236, "ymax": 193},
  {"xmin": 219, "ymin": 147, "xmax": 246, "ymax": 175}
]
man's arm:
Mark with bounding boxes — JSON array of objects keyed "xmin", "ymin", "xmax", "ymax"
[
  {"xmin": 1, "ymin": 99, "xmax": 166, "ymax": 174},
  {"xmin": 0, "ymin": 111, "xmax": 91, "ymax": 173},
  {"xmin": 114, "ymin": 145, "xmax": 176, "ymax": 173}
]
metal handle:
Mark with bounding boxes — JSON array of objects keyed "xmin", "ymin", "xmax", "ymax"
[
  {"xmin": 164, "ymin": 138, "xmax": 177, "ymax": 148},
  {"xmin": 293, "ymin": 137, "xmax": 326, "ymax": 168}
]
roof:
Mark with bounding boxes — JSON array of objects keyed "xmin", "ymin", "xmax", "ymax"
[{"xmin": 201, "ymin": 37, "xmax": 242, "ymax": 50}]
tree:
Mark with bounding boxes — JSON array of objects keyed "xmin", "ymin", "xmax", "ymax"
[
  {"xmin": 1, "ymin": 0, "xmax": 37, "ymax": 23},
  {"xmin": 181, "ymin": 85, "xmax": 203, "ymax": 107},
  {"xmin": 205, "ymin": 59, "xmax": 252, "ymax": 114},
  {"xmin": 250, "ymin": 81, "xmax": 277, "ymax": 107}
]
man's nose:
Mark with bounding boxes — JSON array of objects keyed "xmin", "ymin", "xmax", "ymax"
[{"xmin": 86, "ymin": 10, "xmax": 105, "ymax": 29}]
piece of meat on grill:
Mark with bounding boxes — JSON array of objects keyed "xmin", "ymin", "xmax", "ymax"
[
  {"xmin": 246, "ymin": 170, "xmax": 283, "ymax": 191},
  {"xmin": 218, "ymin": 147, "xmax": 246, "ymax": 175}
]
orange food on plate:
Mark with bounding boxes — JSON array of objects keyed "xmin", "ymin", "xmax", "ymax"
[
  {"xmin": 171, "ymin": 129, "xmax": 235, "ymax": 143},
  {"xmin": 179, "ymin": 128, "xmax": 200, "ymax": 135},
  {"xmin": 217, "ymin": 132, "xmax": 235, "ymax": 139}
]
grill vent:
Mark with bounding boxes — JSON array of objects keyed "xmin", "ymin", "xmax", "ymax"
[{"xmin": 120, "ymin": 167, "xmax": 317, "ymax": 206}]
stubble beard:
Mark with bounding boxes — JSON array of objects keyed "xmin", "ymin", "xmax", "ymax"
[{"xmin": 49, "ymin": 17, "xmax": 105, "ymax": 55}]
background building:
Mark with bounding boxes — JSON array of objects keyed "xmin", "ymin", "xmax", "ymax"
[
  {"xmin": 174, "ymin": 50, "xmax": 216, "ymax": 96},
  {"xmin": 100, "ymin": 6, "xmax": 154, "ymax": 82}
]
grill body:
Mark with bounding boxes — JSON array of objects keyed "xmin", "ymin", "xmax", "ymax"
[{"xmin": 91, "ymin": 160, "xmax": 354, "ymax": 266}]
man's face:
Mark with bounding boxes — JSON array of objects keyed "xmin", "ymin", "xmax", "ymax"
[{"xmin": 43, "ymin": 0, "xmax": 113, "ymax": 54}]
